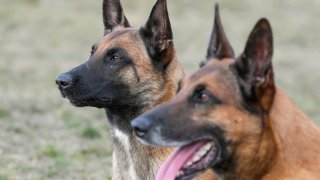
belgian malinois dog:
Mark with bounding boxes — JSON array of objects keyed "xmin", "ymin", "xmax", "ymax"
[
  {"xmin": 131, "ymin": 5, "xmax": 320, "ymax": 180},
  {"xmin": 56, "ymin": 0, "xmax": 185, "ymax": 179}
]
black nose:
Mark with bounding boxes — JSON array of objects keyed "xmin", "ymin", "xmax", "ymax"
[
  {"xmin": 131, "ymin": 117, "xmax": 152, "ymax": 139},
  {"xmin": 56, "ymin": 73, "xmax": 72, "ymax": 89}
]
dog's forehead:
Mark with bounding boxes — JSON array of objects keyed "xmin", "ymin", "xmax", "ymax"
[
  {"xmin": 105, "ymin": 28, "xmax": 137, "ymax": 40},
  {"xmin": 92, "ymin": 28, "xmax": 150, "ymax": 61},
  {"xmin": 189, "ymin": 58, "xmax": 235, "ymax": 82},
  {"xmin": 97, "ymin": 28, "xmax": 142, "ymax": 50},
  {"xmin": 182, "ymin": 58, "xmax": 241, "ymax": 103}
]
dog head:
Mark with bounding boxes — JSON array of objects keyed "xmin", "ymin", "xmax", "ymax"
[
  {"xmin": 56, "ymin": 0, "xmax": 182, "ymax": 109},
  {"xmin": 131, "ymin": 5, "xmax": 275, "ymax": 180}
]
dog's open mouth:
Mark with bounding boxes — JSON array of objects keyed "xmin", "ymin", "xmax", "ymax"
[{"xmin": 156, "ymin": 140, "xmax": 217, "ymax": 180}]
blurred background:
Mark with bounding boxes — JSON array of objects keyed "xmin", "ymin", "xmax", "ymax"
[{"xmin": 0, "ymin": 0, "xmax": 319, "ymax": 179}]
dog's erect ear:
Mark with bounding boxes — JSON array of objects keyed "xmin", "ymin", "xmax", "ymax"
[
  {"xmin": 207, "ymin": 4, "xmax": 234, "ymax": 60},
  {"xmin": 102, "ymin": 0, "xmax": 130, "ymax": 35},
  {"xmin": 140, "ymin": 0, "xmax": 174, "ymax": 67},
  {"xmin": 233, "ymin": 18, "xmax": 275, "ymax": 111},
  {"xmin": 200, "ymin": 4, "xmax": 234, "ymax": 67}
]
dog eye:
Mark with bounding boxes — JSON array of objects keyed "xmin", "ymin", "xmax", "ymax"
[
  {"xmin": 111, "ymin": 55, "xmax": 121, "ymax": 61},
  {"xmin": 197, "ymin": 92, "xmax": 210, "ymax": 103}
]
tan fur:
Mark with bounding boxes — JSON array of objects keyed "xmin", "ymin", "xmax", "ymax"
[
  {"xmin": 167, "ymin": 58, "xmax": 320, "ymax": 179},
  {"xmin": 94, "ymin": 29, "xmax": 215, "ymax": 179},
  {"xmin": 202, "ymin": 61, "xmax": 319, "ymax": 179},
  {"xmin": 222, "ymin": 89, "xmax": 320, "ymax": 180},
  {"xmin": 104, "ymin": 30, "xmax": 180, "ymax": 179},
  {"xmin": 129, "ymin": 11, "xmax": 320, "ymax": 178},
  {"xmin": 261, "ymin": 89, "xmax": 320, "ymax": 179}
]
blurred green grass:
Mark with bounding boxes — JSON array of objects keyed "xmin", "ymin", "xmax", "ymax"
[{"xmin": 0, "ymin": 0, "xmax": 319, "ymax": 179}]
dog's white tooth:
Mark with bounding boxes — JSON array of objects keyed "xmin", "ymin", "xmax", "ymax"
[
  {"xmin": 204, "ymin": 146, "xmax": 210, "ymax": 152},
  {"xmin": 186, "ymin": 161, "xmax": 193, "ymax": 167},
  {"xmin": 193, "ymin": 154, "xmax": 201, "ymax": 162},
  {"xmin": 190, "ymin": 143, "xmax": 214, "ymax": 164},
  {"xmin": 176, "ymin": 171, "xmax": 184, "ymax": 177},
  {"xmin": 199, "ymin": 150, "xmax": 205, "ymax": 156},
  {"xmin": 197, "ymin": 150, "xmax": 204, "ymax": 157},
  {"xmin": 204, "ymin": 143, "xmax": 213, "ymax": 151},
  {"xmin": 199, "ymin": 148, "xmax": 207, "ymax": 156},
  {"xmin": 191, "ymin": 144, "xmax": 213, "ymax": 163},
  {"xmin": 202, "ymin": 149, "xmax": 208, "ymax": 156}
]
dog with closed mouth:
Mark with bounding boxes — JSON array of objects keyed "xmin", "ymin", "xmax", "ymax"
[
  {"xmin": 55, "ymin": 0, "xmax": 183, "ymax": 179},
  {"xmin": 131, "ymin": 5, "xmax": 320, "ymax": 180},
  {"xmin": 55, "ymin": 0, "xmax": 216, "ymax": 179}
]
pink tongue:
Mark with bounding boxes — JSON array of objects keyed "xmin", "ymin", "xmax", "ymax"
[{"xmin": 156, "ymin": 141, "xmax": 207, "ymax": 180}]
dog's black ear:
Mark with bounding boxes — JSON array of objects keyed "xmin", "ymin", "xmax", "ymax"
[
  {"xmin": 233, "ymin": 18, "xmax": 275, "ymax": 111},
  {"xmin": 102, "ymin": 0, "xmax": 130, "ymax": 35},
  {"xmin": 140, "ymin": 0, "xmax": 174, "ymax": 67},
  {"xmin": 201, "ymin": 4, "xmax": 234, "ymax": 67}
]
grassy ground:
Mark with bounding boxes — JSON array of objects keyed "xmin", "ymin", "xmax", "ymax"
[{"xmin": 0, "ymin": 0, "xmax": 319, "ymax": 179}]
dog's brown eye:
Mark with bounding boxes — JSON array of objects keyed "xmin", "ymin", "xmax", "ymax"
[
  {"xmin": 199, "ymin": 92, "xmax": 210, "ymax": 103},
  {"xmin": 191, "ymin": 85, "xmax": 212, "ymax": 104},
  {"xmin": 190, "ymin": 85, "xmax": 221, "ymax": 105},
  {"xmin": 111, "ymin": 55, "xmax": 121, "ymax": 61}
]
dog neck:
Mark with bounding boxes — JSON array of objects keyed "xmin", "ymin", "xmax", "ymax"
[
  {"xmin": 108, "ymin": 116, "xmax": 172, "ymax": 179},
  {"xmin": 265, "ymin": 89, "xmax": 320, "ymax": 178},
  {"xmin": 222, "ymin": 89, "xmax": 320, "ymax": 180},
  {"xmin": 104, "ymin": 58, "xmax": 183, "ymax": 179}
]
